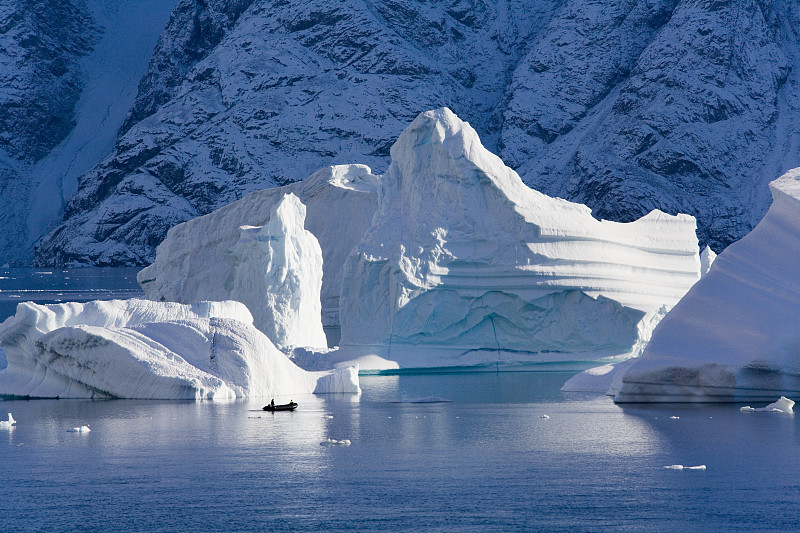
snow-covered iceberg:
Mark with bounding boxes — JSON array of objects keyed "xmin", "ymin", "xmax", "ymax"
[
  {"xmin": 0, "ymin": 299, "xmax": 359, "ymax": 400},
  {"xmin": 226, "ymin": 193, "xmax": 327, "ymax": 350},
  {"xmin": 612, "ymin": 169, "xmax": 800, "ymax": 403},
  {"xmin": 331, "ymin": 108, "xmax": 701, "ymax": 370},
  {"xmin": 137, "ymin": 164, "xmax": 378, "ymax": 335}
]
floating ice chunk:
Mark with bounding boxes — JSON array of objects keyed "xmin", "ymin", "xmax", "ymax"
[
  {"xmin": 700, "ymin": 246, "xmax": 717, "ymax": 276},
  {"xmin": 67, "ymin": 425, "xmax": 90, "ymax": 433},
  {"xmin": 0, "ymin": 413, "xmax": 15, "ymax": 429},
  {"xmin": 740, "ymin": 396, "xmax": 795, "ymax": 413},
  {"xmin": 320, "ymin": 438, "xmax": 351, "ymax": 446},
  {"xmin": 663, "ymin": 464, "xmax": 706, "ymax": 470}
]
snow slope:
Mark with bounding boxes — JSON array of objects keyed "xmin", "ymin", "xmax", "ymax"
[
  {"xmin": 612, "ymin": 169, "xmax": 800, "ymax": 402},
  {"xmin": 0, "ymin": 299, "xmax": 359, "ymax": 399}
]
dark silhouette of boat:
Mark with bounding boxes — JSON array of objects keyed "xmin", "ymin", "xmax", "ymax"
[{"xmin": 262, "ymin": 401, "xmax": 297, "ymax": 412}]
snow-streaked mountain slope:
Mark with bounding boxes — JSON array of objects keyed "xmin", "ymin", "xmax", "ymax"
[
  {"xmin": 28, "ymin": 0, "xmax": 800, "ymax": 266},
  {"xmin": 0, "ymin": 0, "xmax": 176, "ymax": 266},
  {"xmin": 508, "ymin": 0, "xmax": 795, "ymax": 252},
  {"xmin": 32, "ymin": 0, "xmax": 560, "ymax": 266}
]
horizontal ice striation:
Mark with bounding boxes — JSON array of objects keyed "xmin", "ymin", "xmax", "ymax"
[
  {"xmin": 138, "ymin": 164, "xmax": 377, "ymax": 332},
  {"xmin": 614, "ymin": 169, "xmax": 800, "ymax": 403},
  {"xmin": 335, "ymin": 108, "xmax": 701, "ymax": 370},
  {"xmin": 0, "ymin": 299, "xmax": 359, "ymax": 399}
]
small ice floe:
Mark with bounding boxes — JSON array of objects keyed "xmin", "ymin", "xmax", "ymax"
[
  {"xmin": 320, "ymin": 438, "xmax": 351, "ymax": 446},
  {"xmin": 0, "ymin": 413, "xmax": 16, "ymax": 429},
  {"xmin": 66, "ymin": 425, "xmax": 91, "ymax": 433},
  {"xmin": 540, "ymin": 415, "xmax": 550, "ymax": 419},
  {"xmin": 664, "ymin": 465, "xmax": 706, "ymax": 470},
  {"xmin": 740, "ymin": 396, "xmax": 795, "ymax": 414},
  {"xmin": 669, "ymin": 416, "xmax": 680, "ymax": 419}
]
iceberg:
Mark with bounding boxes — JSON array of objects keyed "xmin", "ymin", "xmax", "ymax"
[
  {"xmin": 740, "ymin": 396, "xmax": 795, "ymax": 414},
  {"xmin": 331, "ymin": 108, "xmax": 701, "ymax": 370},
  {"xmin": 613, "ymin": 170, "xmax": 800, "ymax": 403},
  {"xmin": 0, "ymin": 299, "xmax": 359, "ymax": 400},
  {"xmin": 0, "ymin": 413, "xmax": 15, "ymax": 429},
  {"xmin": 226, "ymin": 193, "xmax": 327, "ymax": 350},
  {"xmin": 137, "ymin": 165, "xmax": 378, "ymax": 337}
]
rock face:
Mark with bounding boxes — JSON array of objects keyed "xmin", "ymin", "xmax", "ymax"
[
  {"xmin": 333, "ymin": 108, "xmax": 701, "ymax": 370},
  {"xmin": 31, "ymin": 0, "xmax": 800, "ymax": 267},
  {"xmin": 612, "ymin": 169, "xmax": 800, "ymax": 403},
  {"xmin": 137, "ymin": 164, "xmax": 378, "ymax": 332},
  {"xmin": 226, "ymin": 193, "xmax": 327, "ymax": 350},
  {"xmin": 0, "ymin": 298, "xmax": 359, "ymax": 399},
  {"xmin": 0, "ymin": 0, "xmax": 98, "ymax": 265},
  {"xmin": 0, "ymin": 0, "xmax": 176, "ymax": 266}
]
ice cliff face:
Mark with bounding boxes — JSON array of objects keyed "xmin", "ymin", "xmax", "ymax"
[
  {"xmin": 333, "ymin": 108, "xmax": 700, "ymax": 369},
  {"xmin": 138, "ymin": 164, "xmax": 378, "ymax": 332},
  {"xmin": 611, "ymin": 169, "xmax": 800, "ymax": 402}
]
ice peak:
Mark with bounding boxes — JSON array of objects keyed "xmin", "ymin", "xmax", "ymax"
[{"xmin": 389, "ymin": 108, "xmax": 517, "ymax": 190}]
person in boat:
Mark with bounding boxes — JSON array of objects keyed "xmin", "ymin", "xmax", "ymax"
[{"xmin": 270, "ymin": 399, "xmax": 275, "ymax": 407}]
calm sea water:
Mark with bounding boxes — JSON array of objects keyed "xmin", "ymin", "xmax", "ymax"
[{"xmin": 1, "ymin": 270, "xmax": 798, "ymax": 532}]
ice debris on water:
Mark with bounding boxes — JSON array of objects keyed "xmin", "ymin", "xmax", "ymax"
[
  {"xmin": 740, "ymin": 396, "xmax": 795, "ymax": 414},
  {"xmin": 663, "ymin": 465, "xmax": 706, "ymax": 470},
  {"xmin": 321, "ymin": 438, "xmax": 351, "ymax": 446},
  {"xmin": 67, "ymin": 425, "xmax": 91, "ymax": 433},
  {"xmin": 0, "ymin": 413, "xmax": 16, "ymax": 429}
]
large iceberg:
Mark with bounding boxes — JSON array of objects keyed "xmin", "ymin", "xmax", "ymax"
[
  {"xmin": 331, "ymin": 108, "xmax": 701, "ymax": 370},
  {"xmin": 137, "ymin": 164, "xmax": 378, "ymax": 335},
  {"xmin": 226, "ymin": 193, "xmax": 327, "ymax": 350},
  {"xmin": 611, "ymin": 170, "xmax": 800, "ymax": 403},
  {"xmin": 0, "ymin": 299, "xmax": 359, "ymax": 400}
]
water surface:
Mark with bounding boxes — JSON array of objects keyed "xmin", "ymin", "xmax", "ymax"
[{"xmin": 2, "ymin": 372, "xmax": 797, "ymax": 532}]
